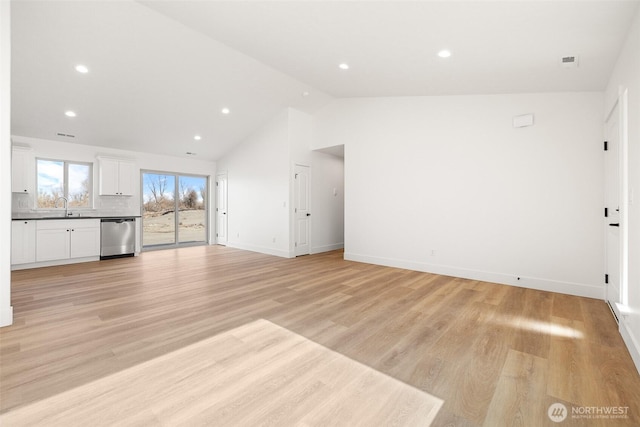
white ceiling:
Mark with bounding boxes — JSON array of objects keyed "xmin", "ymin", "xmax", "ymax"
[{"xmin": 11, "ymin": 0, "xmax": 639, "ymax": 161}]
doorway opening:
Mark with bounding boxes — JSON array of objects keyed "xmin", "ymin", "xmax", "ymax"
[{"xmin": 141, "ymin": 171, "xmax": 208, "ymax": 249}]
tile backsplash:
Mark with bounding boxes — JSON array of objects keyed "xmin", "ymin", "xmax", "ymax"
[{"xmin": 12, "ymin": 193, "xmax": 140, "ymax": 217}]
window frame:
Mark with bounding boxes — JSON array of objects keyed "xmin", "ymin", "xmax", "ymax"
[{"xmin": 35, "ymin": 157, "xmax": 94, "ymax": 210}]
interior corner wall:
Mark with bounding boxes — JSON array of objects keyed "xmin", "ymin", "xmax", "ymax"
[
  {"xmin": 0, "ymin": 0, "xmax": 13, "ymax": 327},
  {"xmin": 289, "ymin": 108, "xmax": 344, "ymax": 254},
  {"xmin": 605, "ymin": 5, "xmax": 640, "ymax": 372},
  {"xmin": 217, "ymin": 110, "xmax": 292, "ymax": 257},
  {"xmin": 313, "ymin": 92, "xmax": 604, "ymax": 298}
]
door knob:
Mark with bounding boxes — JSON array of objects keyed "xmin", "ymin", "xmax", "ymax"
[{"xmin": 306, "ymin": 213, "xmax": 311, "ymax": 217}]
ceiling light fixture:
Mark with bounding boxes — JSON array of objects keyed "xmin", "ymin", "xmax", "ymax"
[
  {"xmin": 75, "ymin": 64, "xmax": 89, "ymax": 73},
  {"xmin": 194, "ymin": 135, "xmax": 202, "ymax": 141},
  {"xmin": 221, "ymin": 108, "xmax": 230, "ymax": 115},
  {"xmin": 338, "ymin": 63, "xmax": 350, "ymax": 70},
  {"xmin": 65, "ymin": 111, "xmax": 77, "ymax": 117},
  {"xmin": 437, "ymin": 50, "xmax": 452, "ymax": 58}
]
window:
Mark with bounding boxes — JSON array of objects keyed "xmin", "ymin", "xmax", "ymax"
[{"xmin": 37, "ymin": 159, "xmax": 92, "ymax": 209}]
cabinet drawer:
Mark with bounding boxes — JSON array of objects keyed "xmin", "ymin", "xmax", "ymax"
[{"xmin": 37, "ymin": 219, "xmax": 100, "ymax": 230}]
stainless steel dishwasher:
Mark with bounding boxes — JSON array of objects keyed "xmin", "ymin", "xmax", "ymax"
[{"xmin": 100, "ymin": 218, "xmax": 136, "ymax": 259}]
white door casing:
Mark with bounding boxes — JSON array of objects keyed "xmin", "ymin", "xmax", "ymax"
[
  {"xmin": 216, "ymin": 173, "xmax": 228, "ymax": 245},
  {"xmin": 604, "ymin": 100, "xmax": 624, "ymax": 321},
  {"xmin": 294, "ymin": 165, "xmax": 310, "ymax": 256}
]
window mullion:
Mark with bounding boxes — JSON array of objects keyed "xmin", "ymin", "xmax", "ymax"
[{"xmin": 64, "ymin": 162, "xmax": 69, "ymax": 201}]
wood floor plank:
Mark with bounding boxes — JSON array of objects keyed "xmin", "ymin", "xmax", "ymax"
[
  {"xmin": 2, "ymin": 245, "xmax": 639, "ymax": 426},
  {"xmin": 483, "ymin": 349, "xmax": 549, "ymax": 427}
]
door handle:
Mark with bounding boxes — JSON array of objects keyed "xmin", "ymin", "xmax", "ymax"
[
  {"xmin": 306, "ymin": 213, "xmax": 311, "ymax": 217},
  {"xmin": 609, "ymin": 223, "xmax": 620, "ymax": 227}
]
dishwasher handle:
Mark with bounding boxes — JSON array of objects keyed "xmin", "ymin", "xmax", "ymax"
[{"xmin": 101, "ymin": 218, "xmax": 135, "ymax": 224}]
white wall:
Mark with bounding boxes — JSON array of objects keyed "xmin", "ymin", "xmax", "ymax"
[
  {"xmin": 217, "ymin": 111, "xmax": 291, "ymax": 257},
  {"xmin": 289, "ymin": 108, "xmax": 344, "ymax": 254},
  {"xmin": 606, "ymin": 6, "xmax": 640, "ymax": 372},
  {"xmin": 314, "ymin": 92, "xmax": 604, "ymax": 298},
  {"xmin": 218, "ymin": 108, "xmax": 344, "ymax": 258},
  {"xmin": 1, "ymin": 0, "xmax": 13, "ymax": 327},
  {"xmin": 11, "ymin": 135, "xmax": 217, "ymax": 244}
]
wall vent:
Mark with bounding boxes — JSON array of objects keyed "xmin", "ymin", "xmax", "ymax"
[{"xmin": 560, "ymin": 56, "xmax": 579, "ymax": 68}]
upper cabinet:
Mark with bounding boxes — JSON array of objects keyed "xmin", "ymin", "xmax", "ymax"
[
  {"xmin": 98, "ymin": 157, "xmax": 136, "ymax": 196},
  {"xmin": 12, "ymin": 146, "xmax": 34, "ymax": 194}
]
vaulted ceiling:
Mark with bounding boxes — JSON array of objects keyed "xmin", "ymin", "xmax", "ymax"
[{"xmin": 11, "ymin": 0, "xmax": 639, "ymax": 161}]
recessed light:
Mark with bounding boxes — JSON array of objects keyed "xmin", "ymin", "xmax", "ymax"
[
  {"xmin": 438, "ymin": 50, "xmax": 452, "ymax": 58},
  {"xmin": 194, "ymin": 135, "xmax": 202, "ymax": 141},
  {"xmin": 339, "ymin": 63, "xmax": 350, "ymax": 70},
  {"xmin": 221, "ymin": 108, "xmax": 230, "ymax": 115},
  {"xmin": 75, "ymin": 64, "xmax": 89, "ymax": 73},
  {"xmin": 65, "ymin": 111, "xmax": 77, "ymax": 117}
]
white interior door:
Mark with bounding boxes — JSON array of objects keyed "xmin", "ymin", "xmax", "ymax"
[
  {"xmin": 294, "ymin": 165, "xmax": 310, "ymax": 256},
  {"xmin": 216, "ymin": 173, "xmax": 228, "ymax": 246},
  {"xmin": 605, "ymin": 103, "xmax": 622, "ymax": 321}
]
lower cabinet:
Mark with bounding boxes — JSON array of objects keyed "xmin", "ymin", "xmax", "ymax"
[
  {"xmin": 11, "ymin": 220, "xmax": 36, "ymax": 265},
  {"xmin": 36, "ymin": 219, "xmax": 100, "ymax": 262}
]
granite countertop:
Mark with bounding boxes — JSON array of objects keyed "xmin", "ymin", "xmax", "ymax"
[{"xmin": 12, "ymin": 214, "xmax": 141, "ymax": 220}]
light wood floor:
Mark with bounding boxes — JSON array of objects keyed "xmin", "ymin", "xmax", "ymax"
[{"xmin": 1, "ymin": 246, "xmax": 639, "ymax": 426}]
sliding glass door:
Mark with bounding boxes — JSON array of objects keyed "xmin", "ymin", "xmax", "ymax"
[
  {"xmin": 177, "ymin": 175, "xmax": 207, "ymax": 244},
  {"xmin": 142, "ymin": 171, "xmax": 208, "ymax": 248}
]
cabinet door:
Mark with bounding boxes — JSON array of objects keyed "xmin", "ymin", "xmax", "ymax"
[
  {"xmin": 118, "ymin": 161, "xmax": 136, "ymax": 196},
  {"xmin": 11, "ymin": 221, "xmax": 36, "ymax": 264},
  {"xmin": 98, "ymin": 158, "xmax": 120, "ymax": 196},
  {"xmin": 12, "ymin": 148, "xmax": 33, "ymax": 194},
  {"xmin": 70, "ymin": 227, "xmax": 100, "ymax": 258},
  {"xmin": 36, "ymin": 228, "xmax": 71, "ymax": 261}
]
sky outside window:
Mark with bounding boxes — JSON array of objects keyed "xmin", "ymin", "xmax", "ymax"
[{"xmin": 37, "ymin": 159, "xmax": 91, "ymax": 208}]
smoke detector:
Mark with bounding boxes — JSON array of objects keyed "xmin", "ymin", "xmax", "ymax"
[{"xmin": 560, "ymin": 56, "xmax": 579, "ymax": 68}]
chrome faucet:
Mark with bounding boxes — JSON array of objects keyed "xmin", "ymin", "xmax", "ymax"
[{"xmin": 54, "ymin": 196, "xmax": 69, "ymax": 216}]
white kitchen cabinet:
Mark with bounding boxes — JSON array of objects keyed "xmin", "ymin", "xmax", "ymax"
[
  {"xmin": 11, "ymin": 220, "xmax": 36, "ymax": 264},
  {"xmin": 36, "ymin": 219, "xmax": 100, "ymax": 262},
  {"xmin": 70, "ymin": 225, "xmax": 101, "ymax": 258},
  {"xmin": 12, "ymin": 147, "xmax": 34, "ymax": 194},
  {"xmin": 98, "ymin": 157, "xmax": 135, "ymax": 196}
]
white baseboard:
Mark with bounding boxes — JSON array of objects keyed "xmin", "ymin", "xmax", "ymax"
[
  {"xmin": 0, "ymin": 305, "xmax": 13, "ymax": 327},
  {"xmin": 344, "ymin": 252, "xmax": 603, "ymax": 299},
  {"xmin": 311, "ymin": 243, "xmax": 344, "ymax": 255},
  {"xmin": 619, "ymin": 318, "xmax": 640, "ymax": 375},
  {"xmin": 226, "ymin": 241, "xmax": 293, "ymax": 258},
  {"xmin": 11, "ymin": 256, "xmax": 101, "ymax": 271}
]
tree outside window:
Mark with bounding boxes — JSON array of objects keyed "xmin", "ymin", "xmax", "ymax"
[{"xmin": 37, "ymin": 159, "xmax": 92, "ymax": 208}]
